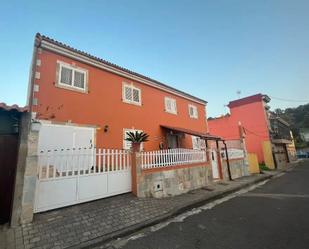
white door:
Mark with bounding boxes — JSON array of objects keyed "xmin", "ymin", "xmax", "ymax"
[
  {"xmin": 38, "ymin": 123, "xmax": 95, "ymax": 172},
  {"xmin": 211, "ymin": 149, "xmax": 219, "ymax": 179},
  {"xmin": 38, "ymin": 123, "xmax": 94, "ymax": 151},
  {"xmin": 167, "ymin": 134, "xmax": 178, "ymax": 149}
]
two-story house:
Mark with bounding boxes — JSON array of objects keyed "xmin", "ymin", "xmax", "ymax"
[
  {"xmin": 208, "ymin": 94, "xmax": 296, "ymax": 169},
  {"xmin": 9, "ymin": 34, "xmax": 244, "ymax": 223},
  {"xmin": 28, "ymin": 34, "xmax": 208, "ymax": 153}
]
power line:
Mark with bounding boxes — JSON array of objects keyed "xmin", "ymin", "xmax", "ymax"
[
  {"xmin": 243, "ymin": 127, "xmax": 269, "ymax": 139},
  {"xmin": 269, "ymin": 95, "xmax": 309, "ymax": 103}
]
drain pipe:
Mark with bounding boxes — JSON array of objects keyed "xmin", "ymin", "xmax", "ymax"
[{"xmin": 223, "ymin": 140, "xmax": 233, "ymax": 181}]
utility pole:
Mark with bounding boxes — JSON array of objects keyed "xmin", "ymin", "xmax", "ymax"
[{"xmin": 238, "ymin": 121, "xmax": 249, "ymax": 175}]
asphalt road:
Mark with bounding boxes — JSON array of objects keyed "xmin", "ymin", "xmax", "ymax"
[{"xmin": 118, "ymin": 161, "xmax": 309, "ymax": 249}]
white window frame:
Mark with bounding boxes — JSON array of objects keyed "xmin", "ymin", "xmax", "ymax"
[
  {"xmin": 57, "ymin": 61, "xmax": 88, "ymax": 92},
  {"xmin": 188, "ymin": 104, "xmax": 198, "ymax": 119},
  {"xmin": 123, "ymin": 128, "xmax": 144, "ymax": 150},
  {"xmin": 122, "ymin": 83, "xmax": 142, "ymax": 106},
  {"xmin": 164, "ymin": 97, "xmax": 177, "ymax": 114}
]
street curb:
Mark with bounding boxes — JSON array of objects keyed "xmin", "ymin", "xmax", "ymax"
[{"xmin": 75, "ymin": 174, "xmax": 275, "ymax": 249}]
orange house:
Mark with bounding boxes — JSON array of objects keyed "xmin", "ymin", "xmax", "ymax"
[
  {"xmin": 28, "ymin": 34, "xmax": 209, "ymax": 152},
  {"xmin": 208, "ymin": 94, "xmax": 274, "ymax": 167}
]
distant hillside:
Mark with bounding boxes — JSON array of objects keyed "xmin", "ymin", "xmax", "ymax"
[{"xmin": 274, "ymin": 103, "xmax": 309, "ymax": 148}]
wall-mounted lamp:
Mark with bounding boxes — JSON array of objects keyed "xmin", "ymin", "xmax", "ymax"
[{"xmin": 31, "ymin": 120, "xmax": 42, "ymax": 132}]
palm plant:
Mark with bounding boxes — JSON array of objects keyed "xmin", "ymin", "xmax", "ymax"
[{"xmin": 125, "ymin": 131, "xmax": 149, "ymax": 143}]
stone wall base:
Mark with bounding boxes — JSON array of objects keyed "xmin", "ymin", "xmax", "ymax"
[
  {"xmin": 222, "ymin": 159, "xmax": 250, "ymax": 180},
  {"xmin": 138, "ymin": 164, "xmax": 212, "ymax": 198}
]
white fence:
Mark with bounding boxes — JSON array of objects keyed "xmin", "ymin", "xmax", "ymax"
[
  {"xmin": 38, "ymin": 148, "xmax": 131, "ymax": 179},
  {"xmin": 35, "ymin": 148, "xmax": 132, "ymax": 212},
  {"xmin": 139, "ymin": 148, "xmax": 207, "ymax": 169}
]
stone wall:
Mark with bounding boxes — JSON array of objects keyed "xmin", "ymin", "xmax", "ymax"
[
  {"xmin": 137, "ymin": 164, "xmax": 212, "ymax": 198},
  {"xmin": 222, "ymin": 158, "xmax": 249, "ymax": 180}
]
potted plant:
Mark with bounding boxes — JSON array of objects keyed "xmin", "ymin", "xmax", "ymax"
[{"xmin": 125, "ymin": 131, "xmax": 149, "ymax": 152}]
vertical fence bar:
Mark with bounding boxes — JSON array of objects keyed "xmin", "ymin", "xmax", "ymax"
[
  {"xmin": 127, "ymin": 151, "xmax": 129, "ymax": 169},
  {"xmin": 98, "ymin": 148, "xmax": 101, "ymax": 173},
  {"xmin": 107, "ymin": 149, "xmax": 110, "ymax": 172},
  {"xmin": 115, "ymin": 150, "xmax": 119, "ymax": 170},
  {"xmin": 88, "ymin": 148, "xmax": 91, "ymax": 174},
  {"xmin": 103, "ymin": 149, "xmax": 106, "ymax": 172},
  {"xmin": 38, "ymin": 152, "xmax": 43, "ymax": 179},
  {"xmin": 119, "ymin": 150, "xmax": 122, "ymax": 170},
  {"xmin": 112, "ymin": 149, "xmax": 115, "ymax": 171},
  {"xmin": 46, "ymin": 151, "xmax": 50, "ymax": 179}
]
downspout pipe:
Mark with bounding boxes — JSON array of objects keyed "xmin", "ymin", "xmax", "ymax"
[{"xmin": 223, "ymin": 140, "xmax": 233, "ymax": 181}]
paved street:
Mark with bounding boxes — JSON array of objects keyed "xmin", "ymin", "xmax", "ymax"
[
  {"xmin": 2, "ymin": 172, "xmax": 271, "ymax": 249},
  {"xmin": 107, "ymin": 161, "xmax": 309, "ymax": 249}
]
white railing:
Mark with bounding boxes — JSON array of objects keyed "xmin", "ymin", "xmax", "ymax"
[
  {"xmin": 139, "ymin": 148, "xmax": 207, "ymax": 169},
  {"xmin": 221, "ymin": 148, "xmax": 245, "ymax": 160},
  {"xmin": 38, "ymin": 148, "xmax": 131, "ymax": 180}
]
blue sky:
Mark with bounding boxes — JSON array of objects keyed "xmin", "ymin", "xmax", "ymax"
[{"xmin": 0, "ymin": 0, "xmax": 308, "ymax": 117}]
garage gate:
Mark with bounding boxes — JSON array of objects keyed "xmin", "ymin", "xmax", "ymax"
[{"xmin": 34, "ymin": 123, "xmax": 131, "ymax": 213}]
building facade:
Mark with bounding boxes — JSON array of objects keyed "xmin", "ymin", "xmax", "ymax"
[
  {"xmin": 208, "ymin": 94, "xmax": 296, "ymax": 169},
  {"xmin": 28, "ymin": 34, "xmax": 208, "ymax": 153}
]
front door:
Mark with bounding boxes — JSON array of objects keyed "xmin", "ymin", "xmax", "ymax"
[
  {"xmin": 211, "ymin": 149, "xmax": 219, "ymax": 179},
  {"xmin": 167, "ymin": 134, "xmax": 178, "ymax": 149},
  {"xmin": 0, "ymin": 135, "xmax": 19, "ymax": 224}
]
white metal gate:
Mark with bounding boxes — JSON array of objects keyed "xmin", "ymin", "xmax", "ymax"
[
  {"xmin": 211, "ymin": 149, "xmax": 219, "ymax": 179},
  {"xmin": 34, "ymin": 148, "xmax": 131, "ymax": 213},
  {"xmin": 38, "ymin": 123, "xmax": 95, "ymax": 151}
]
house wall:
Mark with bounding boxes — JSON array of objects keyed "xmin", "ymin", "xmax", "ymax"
[
  {"xmin": 222, "ymin": 159, "xmax": 249, "ymax": 180},
  {"xmin": 32, "ymin": 49, "xmax": 207, "ymax": 150},
  {"xmin": 208, "ymin": 100, "xmax": 271, "ymax": 164}
]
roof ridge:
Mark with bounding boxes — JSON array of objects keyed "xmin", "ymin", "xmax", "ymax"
[{"xmin": 35, "ymin": 33, "xmax": 207, "ymax": 104}]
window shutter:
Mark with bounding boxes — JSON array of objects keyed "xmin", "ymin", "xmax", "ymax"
[
  {"xmin": 74, "ymin": 71, "xmax": 85, "ymax": 89},
  {"xmin": 189, "ymin": 105, "xmax": 198, "ymax": 118},
  {"xmin": 189, "ymin": 106, "xmax": 194, "ymax": 116},
  {"xmin": 133, "ymin": 88, "xmax": 140, "ymax": 103},
  {"xmin": 165, "ymin": 98, "xmax": 171, "ymax": 111},
  {"xmin": 194, "ymin": 107, "xmax": 198, "ymax": 118},
  {"xmin": 124, "ymin": 86, "xmax": 132, "ymax": 101},
  {"xmin": 60, "ymin": 66, "xmax": 73, "ymax": 85},
  {"xmin": 172, "ymin": 99, "xmax": 177, "ymax": 113},
  {"xmin": 165, "ymin": 97, "xmax": 177, "ymax": 114}
]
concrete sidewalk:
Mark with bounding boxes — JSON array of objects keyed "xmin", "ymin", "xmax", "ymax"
[{"xmin": 2, "ymin": 166, "xmax": 296, "ymax": 249}]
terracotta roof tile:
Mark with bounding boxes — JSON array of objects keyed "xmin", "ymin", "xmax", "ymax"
[{"xmin": 0, "ymin": 102, "xmax": 28, "ymax": 113}]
